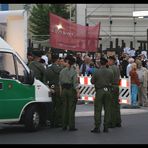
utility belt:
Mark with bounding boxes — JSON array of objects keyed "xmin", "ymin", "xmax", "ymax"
[
  {"xmin": 62, "ymin": 83, "xmax": 73, "ymax": 89},
  {"xmin": 48, "ymin": 84, "xmax": 59, "ymax": 89},
  {"xmin": 112, "ymin": 83, "xmax": 119, "ymax": 86},
  {"xmin": 96, "ymin": 86, "xmax": 111, "ymax": 92}
]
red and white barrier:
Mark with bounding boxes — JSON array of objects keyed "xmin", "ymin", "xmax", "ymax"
[
  {"xmin": 79, "ymin": 76, "xmax": 92, "ymax": 85},
  {"xmin": 78, "ymin": 75, "xmax": 95, "ymax": 102},
  {"xmin": 78, "ymin": 75, "xmax": 131, "ymax": 105},
  {"xmin": 118, "ymin": 77, "xmax": 131, "ymax": 105}
]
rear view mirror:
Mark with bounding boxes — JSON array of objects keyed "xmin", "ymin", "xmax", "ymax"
[
  {"xmin": 0, "ymin": 70, "xmax": 10, "ymax": 78},
  {"xmin": 28, "ymin": 70, "xmax": 34, "ymax": 85},
  {"xmin": 24, "ymin": 70, "xmax": 34, "ymax": 85}
]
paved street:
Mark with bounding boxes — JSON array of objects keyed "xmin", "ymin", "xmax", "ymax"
[
  {"xmin": 76, "ymin": 103, "xmax": 148, "ymax": 117},
  {"xmin": 0, "ymin": 103, "xmax": 148, "ymax": 144}
]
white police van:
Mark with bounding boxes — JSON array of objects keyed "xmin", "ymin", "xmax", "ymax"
[{"xmin": 0, "ymin": 37, "xmax": 52, "ymax": 132}]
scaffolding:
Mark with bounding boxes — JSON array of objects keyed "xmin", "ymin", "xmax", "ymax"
[{"xmin": 81, "ymin": 4, "xmax": 148, "ymax": 50}]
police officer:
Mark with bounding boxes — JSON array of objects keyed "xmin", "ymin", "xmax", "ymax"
[
  {"xmin": 28, "ymin": 50, "xmax": 46, "ymax": 83},
  {"xmin": 91, "ymin": 57, "xmax": 114, "ymax": 133},
  {"xmin": 28, "ymin": 50, "xmax": 48, "ymax": 126},
  {"xmin": 108, "ymin": 56, "xmax": 122, "ymax": 128},
  {"xmin": 45, "ymin": 54, "xmax": 63, "ymax": 127},
  {"xmin": 59, "ymin": 55, "xmax": 80, "ymax": 131}
]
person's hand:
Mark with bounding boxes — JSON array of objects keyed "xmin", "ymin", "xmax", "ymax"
[{"xmin": 50, "ymin": 89, "xmax": 55, "ymax": 94}]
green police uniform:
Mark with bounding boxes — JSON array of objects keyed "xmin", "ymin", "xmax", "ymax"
[
  {"xmin": 46, "ymin": 63, "xmax": 63, "ymax": 127},
  {"xmin": 28, "ymin": 61, "xmax": 46, "ymax": 83},
  {"xmin": 91, "ymin": 66, "xmax": 114, "ymax": 131},
  {"xmin": 59, "ymin": 66, "xmax": 78, "ymax": 130},
  {"xmin": 109, "ymin": 64, "xmax": 121, "ymax": 127}
]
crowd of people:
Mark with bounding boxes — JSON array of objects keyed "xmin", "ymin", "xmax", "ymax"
[{"xmin": 26, "ymin": 48, "xmax": 148, "ymax": 133}]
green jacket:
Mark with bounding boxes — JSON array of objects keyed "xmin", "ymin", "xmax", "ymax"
[
  {"xmin": 46, "ymin": 63, "xmax": 63, "ymax": 86},
  {"xmin": 91, "ymin": 66, "xmax": 114, "ymax": 89},
  {"xmin": 28, "ymin": 61, "xmax": 46, "ymax": 83},
  {"xmin": 109, "ymin": 65, "xmax": 120, "ymax": 85},
  {"xmin": 59, "ymin": 66, "xmax": 79, "ymax": 90}
]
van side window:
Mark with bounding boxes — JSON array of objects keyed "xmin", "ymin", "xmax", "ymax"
[
  {"xmin": 14, "ymin": 55, "xmax": 28, "ymax": 84},
  {"xmin": 0, "ymin": 52, "xmax": 28, "ymax": 84},
  {"xmin": 0, "ymin": 52, "xmax": 16, "ymax": 79}
]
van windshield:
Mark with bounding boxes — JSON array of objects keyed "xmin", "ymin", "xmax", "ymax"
[{"xmin": 0, "ymin": 52, "xmax": 16, "ymax": 79}]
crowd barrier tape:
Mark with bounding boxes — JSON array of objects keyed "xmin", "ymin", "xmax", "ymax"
[{"xmin": 78, "ymin": 75, "xmax": 131, "ymax": 105}]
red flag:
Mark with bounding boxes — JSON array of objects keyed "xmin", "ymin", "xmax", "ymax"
[{"xmin": 49, "ymin": 13, "xmax": 100, "ymax": 52}]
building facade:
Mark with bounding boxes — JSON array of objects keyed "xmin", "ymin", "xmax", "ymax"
[{"xmin": 0, "ymin": 4, "xmax": 9, "ymax": 10}]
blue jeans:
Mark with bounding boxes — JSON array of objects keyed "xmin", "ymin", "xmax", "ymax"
[{"xmin": 131, "ymin": 84, "xmax": 138, "ymax": 106}]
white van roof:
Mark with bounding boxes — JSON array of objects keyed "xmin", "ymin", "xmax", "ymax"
[{"xmin": 0, "ymin": 37, "xmax": 14, "ymax": 51}]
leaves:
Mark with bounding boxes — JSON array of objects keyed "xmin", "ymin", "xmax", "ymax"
[{"xmin": 29, "ymin": 4, "xmax": 70, "ymax": 41}]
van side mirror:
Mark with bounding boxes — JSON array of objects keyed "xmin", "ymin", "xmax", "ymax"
[
  {"xmin": 27, "ymin": 70, "xmax": 34, "ymax": 85},
  {"xmin": 24, "ymin": 70, "xmax": 34, "ymax": 85}
]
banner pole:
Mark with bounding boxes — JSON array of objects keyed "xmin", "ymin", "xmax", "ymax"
[{"xmin": 97, "ymin": 22, "xmax": 101, "ymax": 54}]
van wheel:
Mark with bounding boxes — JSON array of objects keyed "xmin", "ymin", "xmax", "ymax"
[{"xmin": 24, "ymin": 105, "xmax": 40, "ymax": 132}]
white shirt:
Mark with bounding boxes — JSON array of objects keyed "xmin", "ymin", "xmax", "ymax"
[{"xmin": 126, "ymin": 63, "xmax": 132, "ymax": 77}]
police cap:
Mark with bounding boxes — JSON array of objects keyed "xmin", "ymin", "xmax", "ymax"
[
  {"xmin": 100, "ymin": 57, "xmax": 108, "ymax": 65},
  {"xmin": 51, "ymin": 54, "xmax": 59, "ymax": 63},
  {"xmin": 32, "ymin": 50, "xmax": 42, "ymax": 57},
  {"xmin": 65, "ymin": 55, "xmax": 76, "ymax": 65}
]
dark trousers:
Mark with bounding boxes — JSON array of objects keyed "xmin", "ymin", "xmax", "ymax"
[
  {"xmin": 50, "ymin": 86, "xmax": 62, "ymax": 126},
  {"xmin": 94, "ymin": 89, "xmax": 112, "ymax": 128},
  {"xmin": 109, "ymin": 85, "xmax": 121, "ymax": 126},
  {"xmin": 61, "ymin": 88, "xmax": 77, "ymax": 129}
]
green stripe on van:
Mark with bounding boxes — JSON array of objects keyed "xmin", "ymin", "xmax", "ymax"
[{"xmin": 0, "ymin": 79, "xmax": 35, "ymax": 119}]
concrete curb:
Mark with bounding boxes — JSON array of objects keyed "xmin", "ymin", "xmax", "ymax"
[{"xmin": 75, "ymin": 108, "xmax": 148, "ymax": 117}]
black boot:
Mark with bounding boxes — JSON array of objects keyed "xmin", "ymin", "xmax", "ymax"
[
  {"xmin": 69, "ymin": 128, "xmax": 78, "ymax": 131},
  {"xmin": 116, "ymin": 123, "xmax": 122, "ymax": 127},
  {"xmin": 108, "ymin": 123, "xmax": 116, "ymax": 128},
  {"xmin": 91, "ymin": 128, "xmax": 100, "ymax": 133},
  {"xmin": 103, "ymin": 127, "xmax": 108, "ymax": 133}
]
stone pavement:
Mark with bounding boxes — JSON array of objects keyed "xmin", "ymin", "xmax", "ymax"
[{"xmin": 75, "ymin": 103, "xmax": 148, "ymax": 117}]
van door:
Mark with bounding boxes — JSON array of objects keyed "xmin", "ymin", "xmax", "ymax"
[{"xmin": 0, "ymin": 51, "xmax": 35, "ymax": 120}]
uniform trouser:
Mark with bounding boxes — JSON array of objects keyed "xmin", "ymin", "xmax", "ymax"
[
  {"xmin": 61, "ymin": 88, "xmax": 77, "ymax": 129},
  {"xmin": 109, "ymin": 85, "xmax": 121, "ymax": 126},
  {"xmin": 51, "ymin": 86, "xmax": 62, "ymax": 126},
  {"xmin": 94, "ymin": 89, "xmax": 111, "ymax": 129}
]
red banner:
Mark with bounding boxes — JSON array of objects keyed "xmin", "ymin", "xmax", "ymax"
[{"xmin": 49, "ymin": 13, "xmax": 100, "ymax": 52}]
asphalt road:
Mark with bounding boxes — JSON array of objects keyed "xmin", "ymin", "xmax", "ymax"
[{"xmin": 0, "ymin": 104, "xmax": 148, "ymax": 144}]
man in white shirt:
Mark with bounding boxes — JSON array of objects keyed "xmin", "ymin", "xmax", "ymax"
[{"xmin": 126, "ymin": 57, "xmax": 135, "ymax": 77}]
